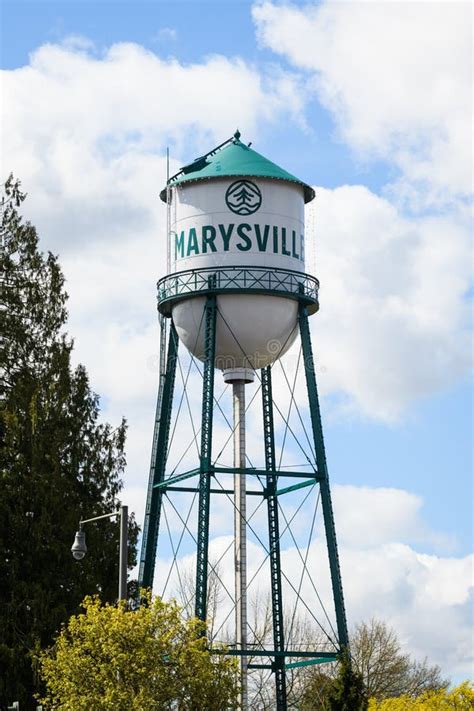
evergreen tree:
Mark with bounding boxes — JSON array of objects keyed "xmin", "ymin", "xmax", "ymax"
[
  {"xmin": 0, "ymin": 176, "xmax": 138, "ymax": 709},
  {"xmin": 300, "ymin": 649, "xmax": 368, "ymax": 711},
  {"xmin": 326, "ymin": 649, "xmax": 368, "ymax": 711}
]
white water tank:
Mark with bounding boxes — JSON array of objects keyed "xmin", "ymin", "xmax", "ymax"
[{"xmin": 160, "ymin": 132, "xmax": 316, "ymax": 378}]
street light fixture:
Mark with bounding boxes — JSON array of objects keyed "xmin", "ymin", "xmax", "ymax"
[
  {"xmin": 71, "ymin": 528, "xmax": 87, "ymax": 560},
  {"xmin": 71, "ymin": 505, "xmax": 128, "ymax": 601}
]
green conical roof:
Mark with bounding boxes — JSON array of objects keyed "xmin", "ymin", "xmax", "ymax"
[{"xmin": 160, "ymin": 132, "xmax": 315, "ymax": 203}]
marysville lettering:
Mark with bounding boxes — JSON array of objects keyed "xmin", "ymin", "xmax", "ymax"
[{"xmin": 175, "ymin": 223, "xmax": 304, "ymax": 261}]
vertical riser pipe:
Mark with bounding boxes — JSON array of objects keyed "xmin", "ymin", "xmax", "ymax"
[{"xmin": 233, "ymin": 381, "xmax": 248, "ymax": 710}]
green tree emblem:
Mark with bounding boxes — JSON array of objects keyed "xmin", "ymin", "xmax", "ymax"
[{"xmin": 225, "ymin": 179, "xmax": 262, "ymax": 215}]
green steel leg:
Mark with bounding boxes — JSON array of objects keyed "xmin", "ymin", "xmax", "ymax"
[
  {"xmin": 139, "ymin": 321, "xmax": 179, "ymax": 590},
  {"xmin": 299, "ymin": 305, "xmax": 349, "ymax": 649},
  {"xmin": 195, "ymin": 294, "xmax": 217, "ymax": 621},
  {"xmin": 261, "ymin": 366, "xmax": 287, "ymax": 710}
]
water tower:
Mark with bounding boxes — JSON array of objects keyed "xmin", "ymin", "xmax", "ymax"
[{"xmin": 139, "ymin": 132, "xmax": 348, "ymax": 710}]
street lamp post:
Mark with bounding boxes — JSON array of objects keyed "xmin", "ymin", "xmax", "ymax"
[{"xmin": 71, "ymin": 505, "xmax": 128, "ymax": 601}]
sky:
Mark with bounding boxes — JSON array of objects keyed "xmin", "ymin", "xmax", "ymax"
[{"xmin": 1, "ymin": 0, "xmax": 473, "ymax": 685}]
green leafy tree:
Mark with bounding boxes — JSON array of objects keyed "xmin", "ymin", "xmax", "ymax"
[
  {"xmin": 368, "ymin": 682, "xmax": 474, "ymax": 710},
  {"xmin": 0, "ymin": 176, "xmax": 138, "ymax": 709},
  {"xmin": 38, "ymin": 592, "xmax": 239, "ymax": 710}
]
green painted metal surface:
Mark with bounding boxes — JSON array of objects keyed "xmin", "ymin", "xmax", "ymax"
[
  {"xmin": 153, "ymin": 468, "xmax": 200, "ymax": 489},
  {"xmin": 161, "ymin": 133, "xmax": 315, "ymax": 203},
  {"xmin": 248, "ymin": 663, "xmax": 273, "ymax": 670},
  {"xmin": 223, "ymin": 649, "xmax": 337, "ymax": 659},
  {"xmin": 156, "ymin": 465, "xmax": 318, "ymax": 487},
  {"xmin": 157, "ymin": 265, "xmax": 319, "ymax": 317},
  {"xmin": 139, "ymin": 323, "xmax": 179, "ymax": 590},
  {"xmin": 262, "ymin": 366, "xmax": 287, "ymax": 710},
  {"xmin": 285, "ymin": 657, "xmax": 336, "ymax": 670},
  {"xmin": 166, "ymin": 486, "xmax": 264, "ymax": 496},
  {"xmin": 213, "ymin": 466, "xmax": 318, "ymax": 479},
  {"xmin": 299, "ymin": 304, "xmax": 349, "ymax": 649},
  {"xmin": 195, "ymin": 293, "xmax": 217, "ymax": 622},
  {"xmin": 276, "ymin": 478, "xmax": 316, "ymax": 497}
]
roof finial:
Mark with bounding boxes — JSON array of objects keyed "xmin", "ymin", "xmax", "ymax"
[{"xmin": 234, "ymin": 129, "xmax": 241, "ymax": 141}]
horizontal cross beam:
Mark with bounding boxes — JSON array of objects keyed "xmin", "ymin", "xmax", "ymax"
[
  {"xmin": 212, "ymin": 467, "xmax": 319, "ymax": 480},
  {"xmin": 248, "ymin": 663, "xmax": 273, "ymax": 670},
  {"xmin": 154, "ymin": 467, "xmax": 320, "ymax": 490},
  {"xmin": 276, "ymin": 479, "xmax": 317, "ymax": 496},
  {"xmin": 217, "ymin": 649, "xmax": 338, "ymax": 659},
  {"xmin": 153, "ymin": 468, "xmax": 200, "ymax": 489},
  {"xmin": 285, "ymin": 657, "xmax": 337, "ymax": 670},
  {"xmin": 166, "ymin": 486, "xmax": 264, "ymax": 496}
]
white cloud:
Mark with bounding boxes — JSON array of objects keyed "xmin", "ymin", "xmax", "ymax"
[
  {"xmin": 252, "ymin": 1, "xmax": 472, "ymax": 207},
  {"xmin": 341, "ymin": 543, "xmax": 473, "ymax": 679},
  {"xmin": 332, "ymin": 485, "xmax": 454, "ymax": 551},
  {"xmin": 306, "ymin": 185, "xmax": 472, "ymax": 420}
]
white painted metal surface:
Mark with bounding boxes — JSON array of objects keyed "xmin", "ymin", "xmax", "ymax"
[
  {"xmin": 173, "ymin": 293, "xmax": 298, "ymax": 369},
  {"xmin": 171, "ymin": 178, "xmax": 304, "ymax": 273},
  {"xmin": 170, "ymin": 177, "xmax": 306, "ymax": 368}
]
